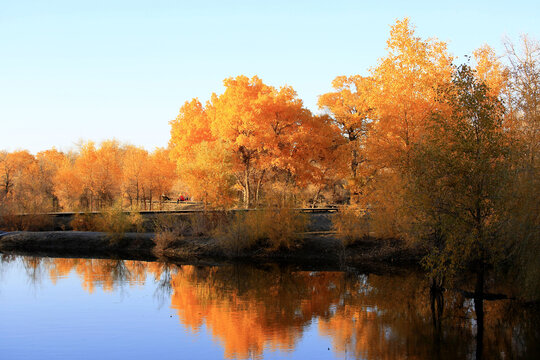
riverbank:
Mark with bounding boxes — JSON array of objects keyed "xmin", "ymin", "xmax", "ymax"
[{"xmin": 0, "ymin": 231, "xmax": 422, "ymax": 268}]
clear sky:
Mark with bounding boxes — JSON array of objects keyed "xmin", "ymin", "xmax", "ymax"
[{"xmin": 1, "ymin": 0, "xmax": 539, "ymax": 153}]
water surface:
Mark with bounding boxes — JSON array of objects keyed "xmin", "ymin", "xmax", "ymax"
[{"xmin": 0, "ymin": 255, "xmax": 538, "ymax": 359}]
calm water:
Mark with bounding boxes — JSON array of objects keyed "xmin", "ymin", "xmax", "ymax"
[{"xmin": 0, "ymin": 255, "xmax": 538, "ymax": 359}]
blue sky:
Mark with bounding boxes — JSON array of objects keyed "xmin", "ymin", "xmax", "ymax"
[{"xmin": 1, "ymin": 0, "xmax": 539, "ymax": 153}]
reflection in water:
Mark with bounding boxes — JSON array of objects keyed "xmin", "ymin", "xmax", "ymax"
[{"xmin": 1, "ymin": 255, "xmax": 539, "ymax": 359}]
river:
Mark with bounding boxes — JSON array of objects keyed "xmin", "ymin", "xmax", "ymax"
[{"xmin": 0, "ymin": 255, "xmax": 538, "ymax": 359}]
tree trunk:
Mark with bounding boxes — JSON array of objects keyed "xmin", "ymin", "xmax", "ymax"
[
  {"xmin": 244, "ymin": 168, "xmax": 250, "ymax": 209},
  {"xmin": 430, "ymin": 282, "xmax": 444, "ymax": 357},
  {"xmin": 474, "ymin": 266, "xmax": 485, "ymax": 360},
  {"xmin": 136, "ymin": 181, "xmax": 139, "ymax": 205},
  {"xmin": 255, "ymin": 170, "xmax": 265, "ymax": 207}
]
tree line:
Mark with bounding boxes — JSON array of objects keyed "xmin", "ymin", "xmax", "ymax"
[{"xmin": 0, "ymin": 141, "xmax": 176, "ymax": 213}]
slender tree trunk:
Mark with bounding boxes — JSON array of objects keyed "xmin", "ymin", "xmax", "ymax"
[
  {"xmin": 244, "ymin": 168, "xmax": 250, "ymax": 209},
  {"xmin": 312, "ymin": 187, "xmax": 322, "ymax": 208},
  {"xmin": 255, "ymin": 170, "xmax": 265, "ymax": 207},
  {"xmin": 136, "ymin": 180, "xmax": 139, "ymax": 205}
]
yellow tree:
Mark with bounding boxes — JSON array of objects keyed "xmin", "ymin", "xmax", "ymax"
[
  {"xmin": 73, "ymin": 141, "xmax": 123, "ymax": 210},
  {"xmin": 53, "ymin": 154, "xmax": 84, "ymax": 211},
  {"xmin": 170, "ymin": 77, "xmax": 318, "ymax": 208},
  {"xmin": 368, "ymin": 18, "xmax": 454, "ymax": 169},
  {"xmin": 209, "ymin": 75, "xmax": 271, "ymax": 207},
  {"xmin": 36, "ymin": 148, "xmax": 66, "ymax": 211},
  {"xmin": 473, "ymin": 44, "xmax": 507, "ymax": 98},
  {"xmin": 0, "ymin": 151, "xmax": 34, "ymax": 198},
  {"xmin": 210, "ymin": 76, "xmax": 315, "ymax": 207},
  {"xmin": 169, "ymin": 98, "xmax": 214, "ymax": 158},
  {"xmin": 177, "ymin": 141, "xmax": 236, "ymax": 207},
  {"xmin": 122, "ymin": 145, "xmax": 149, "ymax": 208},
  {"xmin": 318, "ymin": 75, "xmax": 374, "ymax": 187},
  {"xmin": 169, "ymin": 99, "xmax": 230, "ymax": 206},
  {"xmin": 0, "ymin": 150, "xmax": 41, "ymax": 213},
  {"xmin": 362, "ymin": 18, "xmax": 454, "ymax": 236},
  {"xmin": 250, "ymin": 83, "xmax": 314, "ymax": 205},
  {"xmin": 144, "ymin": 148, "xmax": 176, "ymax": 210},
  {"xmin": 290, "ymin": 113, "xmax": 345, "ymax": 205}
]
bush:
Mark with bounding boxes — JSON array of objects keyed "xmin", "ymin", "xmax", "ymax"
[
  {"xmin": 153, "ymin": 214, "xmax": 189, "ymax": 255},
  {"xmin": 71, "ymin": 204, "xmax": 144, "ymax": 242},
  {"xmin": 188, "ymin": 211, "xmax": 227, "ymax": 236},
  {"xmin": 264, "ymin": 207, "xmax": 307, "ymax": 250},
  {"xmin": 332, "ymin": 206, "xmax": 369, "ymax": 246},
  {"xmin": 153, "ymin": 231, "xmax": 177, "ymax": 255},
  {"xmin": 127, "ymin": 210, "xmax": 145, "ymax": 233},
  {"xmin": 0, "ymin": 201, "xmax": 53, "ymax": 231},
  {"xmin": 213, "ymin": 213, "xmax": 257, "ymax": 256},
  {"xmin": 189, "ymin": 212, "xmax": 213, "ymax": 236},
  {"xmin": 214, "ymin": 207, "xmax": 307, "ymax": 254},
  {"xmin": 70, "ymin": 212, "xmax": 97, "ymax": 231}
]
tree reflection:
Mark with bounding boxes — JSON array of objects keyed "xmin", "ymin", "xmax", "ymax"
[{"xmin": 10, "ymin": 256, "xmax": 539, "ymax": 360}]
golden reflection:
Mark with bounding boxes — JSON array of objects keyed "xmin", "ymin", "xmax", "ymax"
[
  {"xmin": 13, "ymin": 256, "xmax": 536, "ymax": 360},
  {"xmin": 46, "ymin": 258, "xmax": 148, "ymax": 293},
  {"xmin": 169, "ymin": 266, "xmax": 344, "ymax": 359}
]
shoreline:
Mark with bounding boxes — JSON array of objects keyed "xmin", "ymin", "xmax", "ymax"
[{"xmin": 0, "ymin": 231, "xmax": 422, "ymax": 270}]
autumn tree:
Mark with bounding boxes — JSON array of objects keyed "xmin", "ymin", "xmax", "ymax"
[
  {"xmin": 0, "ymin": 151, "xmax": 35, "ymax": 200},
  {"xmin": 291, "ymin": 113, "xmax": 345, "ymax": 206},
  {"xmin": 122, "ymin": 145, "xmax": 149, "ymax": 209},
  {"xmin": 169, "ymin": 99, "xmax": 233, "ymax": 206},
  {"xmin": 53, "ymin": 152, "xmax": 84, "ymax": 211},
  {"xmin": 69, "ymin": 141, "xmax": 123, "ymax": 210},
  {"xmin": 142, "ymin": 148, "xmax": 177, "ymax": 210},
  {"xmin": 318, "ymin": 75, "xmax": 374, "ymax": 200},
  {"xmin": 209, "ymin": 76, "xmax": 304, "ymax": 207},
  {"xmin": 36, "ymin": 149, "xmax": 66, "ymax": 211},
  {"xmin": 408, "ymin": 64, "xmax": 513, "ymax": 291},
  {"xmin": 473, "ymin": 45, "xmax": 507, "ymax": 98},
  {"xmin": 502, "ymin": 35, "xmax": 540, "ymax": 299},
  {"xmin": 177, "ymin": 141, "xmax": 236, "ymax": 207},
  {"xmin": 170, "ymin": 76, "xmax": 321, "ymax": 208},
  {"xmin": 368, "ymin": 18, "xmax": 454, "ymax": 169},
  {"xmin": 0, "ymin": 151, "xmax": 47, "ymax": 213},
  {"xmin": 362, "ymin": 18, "xmax": 454, "ymax": 237}
]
